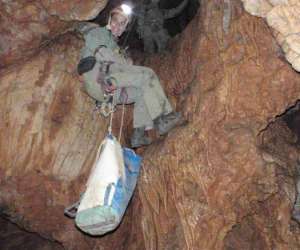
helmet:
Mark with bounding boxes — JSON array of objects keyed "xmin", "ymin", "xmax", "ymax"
[{"xmin": 107, "ymin": 4, "xmax": 133, "ymax": 29}]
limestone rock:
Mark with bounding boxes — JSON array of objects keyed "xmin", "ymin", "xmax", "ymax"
[
  {"xmin": 241, "ymin": 0, "xmax": 300, "ymax": 71},
  {"xmin": 241, "ymin": 0, "xmax": 273, "ymax": 17},
  {"xmin": 0, "ymin": 30, "xmax": 142, "ymax": 249},
  {"xmin": 40, "ymin": 0, "xmax": 107, "ymax": 21},
  {"xmin": 0, "ymin": 0, "xmax": 107, "ymax": 67},
  {"xmin": 138, "ymin": 1, "xmax": 300, "ymax": 249},
  {"xmin": 0, "ymin": 33, "xmax": 106, "ymax": 249},
  {"xmin": 0, "ymin": 217, "xmax": 64, "ymax": 250}
]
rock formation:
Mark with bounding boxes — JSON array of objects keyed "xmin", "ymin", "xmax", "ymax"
[
  {"xmin": 0, "ymin": 217, "xmax": 64, "ymax": 250},
  {"xmin": 241, "ymin": 0, "xmax": 300, "ymax": 71},
  {"xmin": 0, "ymin": 0, "xmax": 107, "ymax": 67},
  {"xmin": 1, "ymin": 0, "xmax": 300, "ymax": 249},
  {"xmin": 137, "ymin": 1, "xmax": 300, "ymax": 248}
]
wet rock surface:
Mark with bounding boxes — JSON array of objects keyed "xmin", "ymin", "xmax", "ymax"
[{"xmin": 1, "ymin": 0, "xmax": 300, "ymax": 249}]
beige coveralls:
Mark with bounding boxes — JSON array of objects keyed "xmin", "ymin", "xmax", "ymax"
[{"xmin": 80, "ymin": 24, "xmax": 172, "ymax": 128}]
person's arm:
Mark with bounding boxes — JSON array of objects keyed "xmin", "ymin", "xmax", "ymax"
[{"xmin": 95, "ymin": 46, "xmax": 129, "ymax": 64}]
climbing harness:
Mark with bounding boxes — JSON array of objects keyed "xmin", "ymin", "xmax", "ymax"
[
  {"xmin": 93, "ymin": 86, "xmax": 128, "ymax": 140},
  {"xmin": 93, "ymin": 96, "xmax": 116, "ymax": 118}
]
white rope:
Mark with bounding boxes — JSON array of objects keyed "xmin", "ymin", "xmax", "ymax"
[
  {"xmin": 107, "ymin": 90, "xmax": 126, "ymax": 142},
  {"xmin": 108, "ymin": 94, "xmax": 116, "ymax": 135},
  {"xmin": 118, "ymin": 102, "xmax": 126, "ymax": 142}
]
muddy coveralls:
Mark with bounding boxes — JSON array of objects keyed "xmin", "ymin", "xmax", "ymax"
[{"xmin": 80, "ymin": 24, "xmax": 173, "ymax": 129}]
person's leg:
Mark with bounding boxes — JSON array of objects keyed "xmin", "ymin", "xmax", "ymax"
[
  {"xmin": 116, "ymin": 87, "xmax": 153, "ymax": 129},
  {"xmin": 109, "ymin": 63, "xmax": 173, "ymax": 120},
  {"xmin": 116, "ymin": 87, "xmax": 152, "ymax": 147},
  {"xmin": 110, "ymin": 63, "xmax": 181, "ymax": 137}
]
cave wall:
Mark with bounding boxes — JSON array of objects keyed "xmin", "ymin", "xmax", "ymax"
[
  {"xmin": 0, "ymin": 0, "xmax": 108, "ymax": 67},
  {"xmin": 0, "ymin": 216, "xmax": 64, "ymax": 250},
  {"xmin": 0, "ymin": 31, "xmax": 143, "ymax": 249},
  {"xmin": 1, "ymin": 0, "xmax": 300, "ymax": 249},
  {"xmin": 241, "ymin": 0, "xmax": 300, "ymax": 72},
  {"xmin": 137, "ymin": 0, "xmax": 300, "ymax": 249}
]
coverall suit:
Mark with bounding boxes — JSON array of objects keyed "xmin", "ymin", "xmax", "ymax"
[{"xmin": 80, "ymin": 24, "xmax": 173, "ymax": 129}]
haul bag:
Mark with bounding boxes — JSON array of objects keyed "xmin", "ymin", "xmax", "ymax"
[{"xmin": 74, "ymin": 135, "xmax": 142, "ymax": 236}]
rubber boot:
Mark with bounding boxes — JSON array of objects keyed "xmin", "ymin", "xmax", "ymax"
[
  {"xmin": 131, "ymin": 127, "xmax": 152, "ymax": 148},
  {"xmin": 154, "ymin": 112, "xmax": 182, "ymax": 135}
]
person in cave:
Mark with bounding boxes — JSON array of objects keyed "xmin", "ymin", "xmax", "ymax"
[{"xmin": 76, "ymin": 4, "xmax": 181, "ymax": 148}]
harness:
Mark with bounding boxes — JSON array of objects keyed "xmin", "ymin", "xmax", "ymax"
[
  {"xmin": 91, "ymin": 45, "xmax": 128, "ymax": 140},
  {"xmin": 93, "ymin": 88, "xmax": 127, "ymax": 141}
]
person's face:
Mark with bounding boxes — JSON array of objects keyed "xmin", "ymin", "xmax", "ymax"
[{"xmin": 110, "ymin": 13, "xmax": 128, "ymax": 37}]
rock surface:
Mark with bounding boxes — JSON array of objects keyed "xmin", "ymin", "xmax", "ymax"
[
  {"xmin": 137, "ymin": 1, "xmax": 300, "ymax": 249},
  {"xmin": 0, "ymin": 216, "xmax": 64, "ymax": 250},
  {"xmin": 0, "ymin": 31, "xmax": 140, "ymax": 250},
  {"xmin": 1, "ymin": 0, "xmax": 300, "ymax": 250},
  {"xmin": 241, "ymin": 0, "xmax": 300, "ymax": 71},
  {"xmin": 0, "ymin": 0, "xmax": 107, "ymax": 68}
]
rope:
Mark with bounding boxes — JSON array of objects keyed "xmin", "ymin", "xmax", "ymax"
[
  {"xmin": 118, "ymin": 102, "xmax": 126, "ymax": 142},
  {"xmin": 108, "ymin": 94, "xmax": 116, "ymax": 135},
  {"xmin": 108, "ymin": 89, "xmax": 127, "ymax": 142},
  {"xmin": 118, "ymin": 88, "xmax": 128, "ymax": 142}
]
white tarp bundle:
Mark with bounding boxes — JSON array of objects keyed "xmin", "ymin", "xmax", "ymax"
[{"xmin": 67, "ymin": 134, "xmax": 142, "ymax": 235}]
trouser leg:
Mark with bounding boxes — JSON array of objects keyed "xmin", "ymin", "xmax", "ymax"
[
  {"xmin": 133, "ymin": 95, "xmax": 153, "ymax": 129},
  {"xmin": 141, "ymin": 71, "xmax": 173, "ymax": 119},
  {"xmin": 115, "ymin": 87, "xmax": 153, "ymax": 129},
  {"xmin": 115, "ymin": 87, "xmax": 152, "ymax": 147},
  {"xmin": 110, "ymin": 64, "xmax": 173, "ymax": 122}
]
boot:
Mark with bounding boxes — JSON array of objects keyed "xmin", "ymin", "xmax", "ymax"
[
  {"xmin": 131, "ymin": 127, "xmax": 152, "ymax": 148},
  {"xmin": 154, "ymin": 112, "xmax": 182, "ymax": 135}
]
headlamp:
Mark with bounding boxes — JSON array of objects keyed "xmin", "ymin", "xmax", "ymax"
[{"xmin": 121, "ymin": 4, "xmax": 132, "ymax": 16}]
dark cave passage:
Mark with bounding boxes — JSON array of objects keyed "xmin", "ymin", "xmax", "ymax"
[
  {"xmin": 160, "ymin": 0, "xmax": 200, "ymax": 36},
  {"xmin": 223, "ymin": 101, "xmax": 300, "ymax": 250},
  {"xmin": 259, "ymin": 101, "xmax": 300, "ymax": 223},
  {"xmin": 0, "ymin": 216, "xmax": 63, "ymax": 250},
  {"xmin": 283, "ymin": 102, "xmax": 300, "ymax": 146},
  {"xmin": 259, "ymin": 101, "xmax": 300, "ymax": 173}
]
